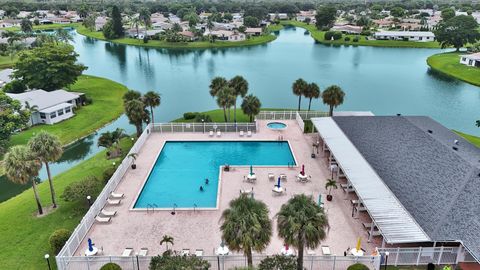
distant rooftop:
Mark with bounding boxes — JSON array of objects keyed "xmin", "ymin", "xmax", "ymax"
[{"xmin": 7, "ymin": 89, "xmax": 79, "ymax": 111}]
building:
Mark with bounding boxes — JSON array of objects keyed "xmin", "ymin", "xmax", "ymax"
[
  {"xmin": 7, "ymin": 89, "xmax": 81, "ymax": 125},
  {"xmin": 179, "ymin": 31, "xmax": 197, "ymax": 41},
  {"xmin": 460, "ymin": 53, "xmax": 480, "ymax": 67},
  {"xmin": 268, "ymin": 13, "xmax": 288, "ymax": 20},
  {"xmin": 244, "ymin": 27, "xmax": 262, "ymax": 36},
  {"xmin": 331, "ymin": 24, "xmax": 363, "ymax": 34},
  {"xmin": 374, "ymin": 31, "xmax": 435, "ymax": 42},
  {"xmin": 210, "ymin": 30, "xmax": 245, "ymax": 42},
  {"xmin": 312, "ymin": 115, "xmax": 480, "ymax": 263},
  {"xmin": 95, "ymin": 17, "xmax": 107, "ymax": 31}
]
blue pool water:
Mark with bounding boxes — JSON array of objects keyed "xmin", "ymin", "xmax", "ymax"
[
  {"xmin": 134, "ymin": 141, "xmax": 296, "ymax": 208},
  {"xmin": 267, "ymin": 122, "xmax": 287, "ymax": 129}
]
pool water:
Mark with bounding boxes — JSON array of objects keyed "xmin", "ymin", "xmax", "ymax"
[
  {"xmin": 134, "ymin": 141, "xmax": 296, "ymax": 208},
  {"xmin": 267, "ymin": 122, "xmax": 287, "ymax": 129}
]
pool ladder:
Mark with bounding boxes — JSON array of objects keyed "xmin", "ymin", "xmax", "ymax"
[{"xmin": 146, "ymin": 203, "xmax": 158, "ymax": 214}]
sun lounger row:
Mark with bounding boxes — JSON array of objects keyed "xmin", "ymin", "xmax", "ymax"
[
  {"xmin": 121, "ymin": 247, "xmax": 148, "ymax": 256},
  {"xmin": 239, "ymin": 130, "xmax": 252, "ymax": 137},
  {"xmin": 180, "ymin": 249, "xmax": 204, "ymax": 256},
  {"xmin": 208, "ymin": 130, "xmax": 253, "ymax": 137},
  {"xmin": 95, "ymin": 192, "xmax": 124, "ymax": 223}
]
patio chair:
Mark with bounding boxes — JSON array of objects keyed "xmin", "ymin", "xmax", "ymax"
[
  {"xmin": 107, "ymin": 198, "xmax": 121, "ymax": 205},
  {"xmin": 100, "ymin": 209, "xmax": 117, "ymax": 217},
  {"xmin": 321, "ymin": 246, "xmax": 331, "ymax": 255},
  {"xmin": 209, "ymin": 130, "xmax": 214, "ymax": 137},
  {"xmin": 280, "ymin": 174, "xmax": 287, "ymax": 181},
  {"xmin": 195, "ymin": 249, "xmax": 204, "ymax": 257},
  {"xmin": 110, "ymin": 192, "xmax": 124, "ymax": 199},
  {"xmin": 181, "ymin": 249, "xmax": 190, "ymax": 256},
  {"xmin": 95, "ymin": 215, "xmax": 111, "ymax": 223},
  {"xmin": 307, "ymin": 250, "xmax": 316, "ymax": 256},
  {"xmin": 239, "ymin": 130, "xmax": 244, "ymax": 137},
  {"xmin": 216, "ymin": 130, "xmax": 221, "ymax": 137},
  {"xmin": 247, "ymin": 130, "xmax": 252, "ymax": 137},
  {"xmin": 268, "ymin": 173, "xmax": 275, "ymax": 181},
  {"xmin": 240, "ymin": 187, "xmax": 254, "ymax": 194},
  {"xmin": 122, "ymin": 248, "xmax": 133, "ymax": 256},
  {"xmin": 139, "ymin": 248, "xmax": 148, "ymax": 256}
]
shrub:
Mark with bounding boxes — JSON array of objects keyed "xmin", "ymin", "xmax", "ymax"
[
  {"xmin": 333, "ymin": 31, "xmax": 343, "ymax": 40},
  {"xmin": 183, "ymin": 112, "xmax": 198, "ymax": 120},
  {"xmin": 103, "ymin": 167, "xmax": 116, "ymax": 183},
  {"xmin": 353, "ymin": 36, "xmax": 360, "ymax": 42},
  {"xmin": 62, "ymin": 176, "xmax": 101, "ymax": 202},
  {"xmin": 143, "ymin": 36, "xmax": 149, "ymax": 43},
  {"xmin": 3, "ymin": 80, "xmax": 27, "ymax": 93},
  {"xmin": 259, "ymin": 255, "xmax": 297, "ymax": 270},
  {"xmin": 149, "ymin": 254, "xmax": 210, "ymax": 270},
  {"xmin": 83, "ymin": 95, "xmax": 93, "ymax": 105},
  {"xmin": 347, "ymin": 263, "xmax": 370, "ymax": 270},
  {"xmin": 194, "ymin": 114, "xmax": 212, "ymax": 122},
  {"xmin": 49, "ymin": 229, "xmax": 71, "ymax": 254},
  {"xmin": 361, "ymin": 30, "xmax": 371, "ymax": 36},
  {"xmin": 344, "ymin": 36, "xmax": 351, "ymax": 42},
  {"xmin": 100, "ymin": 263, "xmax": 122, "ymax": 270},
  {"xmin": 324, "ymin": 31, "xmax": 335, "ymax": 40}
]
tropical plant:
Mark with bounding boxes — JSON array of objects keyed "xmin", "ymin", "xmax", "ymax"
[
  {"xmin": 123, "ymin": 89, "xmax": 142, "ymax": 102},
  {"xmin": 49, "ymin": 229, "xmax": 71, "ymax": 255},
  {"xmin": 3, "ymin": 145, "xmax": 43, "ymax": 215},
  {"xmin": 277, "ymin": 194, "xmax": 329, "ymax": 270},
  {"xmin": 229, "ymin": 75, "xmax": 249, "ymax": 123},
  {"xmin": 149, "ymin": 253, "xmax": 210, "ymax": 270},
  {"xmin": 241, "ymin": 94, "xmax": 262, "ymax": 122},
  {"xmin": 220, "ymin": 194, "xmax": 272, "ymax": 268},
  {"xmin": 129, "ymin": 16, "xmax": 142, "ymax": 37},
  {"xmin": 143, "ymin": 91, "xmax": 161, "ymax": 124},
  {"xmin": 259, "ymin": 255, "xmax": 297, "ymax": 270},
  {"xmin": 139, "ymin": 7, "xmax": 151, "ymax": 33},
  {"xmin": 292, "ymin": 78, "xmax": 307, "ymax": 111},
  {"xmin": 325, "ymin": 178, "xmax": 338, "ymax": 201},
  {"xmin": 97, "ymin": 128, "xmax": 126, "ymax": 157},
  {"xmin": 23, "ymin": 101, "xmax": 38, "ymax": 124},
  {"xmin": 209, "ymin": 76, "xmax": 228, "ymax": 97},
  {"xmin": 216, "ymin": 86, "xmax": 236, "ymax": 122},
  {"xmin": 55, "ymin": 29, "xmax": 74, "ymax": 43},
  {"xmin": 125, "ymin": 99, "xmax": 150, "ymax": 137},
  {"xmin": 128, "ymin": 152, "xmax": 138, "ymax": 168},
  {"xmin": 20, "ymin": 18, "xmax": 32, "ymax": 33},
  {"xmin": 100, "ymin": 263, "xmax": 122, "ymax": 270},
  {"xmin": 0, "ymin": 91, "xmax": 29, "ymax": 154},
  {"xmin": 28, "ymin": 131, "xmax": 63, "ymax": 208},
  {"xmin": 322, "ymin": 85, "xmax": 345, "ymax": 116},
  {"xmin": 305, "ymin": 83, "xmax": 321, "ymax": 111},
  {"xmin": 160, "ymin": 235, "xmax": 174, "ymax": 250}
]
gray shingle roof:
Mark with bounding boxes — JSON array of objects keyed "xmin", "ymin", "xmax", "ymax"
[{"xmin": 332, "ymin": 116, "xmax": 480, "ymax": 262}]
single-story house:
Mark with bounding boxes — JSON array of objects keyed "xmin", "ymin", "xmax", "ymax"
[
  {"xmin": 7, "ymin": 89, "xmax": 82, "ymax": 125},
  {"xmin": 212, "ymin": 22, "xmax": 236, "ymax": 31},
  {"xmin": 331, "ymin": 24, "xmax": 363, "ymax": 34},
  {"xmin": 268, "ymin": 13, "xmax": 288, "ymax": 20},
  {"xmin": 95, "ymin": 17, "xmax": 108, "ymax": 31},
  {"xmin": 152, "ymin": 21, "xmax": 172, "ymax": 30},
  {"xmin": 179, "ymin": 31, "xmax": 197, "ymax": 41},
  {"xmin": 460, "ymin": 52, "xmax": 480, "ymax": 67},
  {"xmin": 245, "ymin": 27, "xmax": 262, "ymax": 36},
  {"xmin": 0, "ymin": 68, "xmax": 13, "ymax": 87},
  {"xmin": 374, "ymin": 31, "xmax": 435, "ymax": 42},
  {"xmin": 209, "ymin": 30, "xmax": 245, "ymax": 42}
]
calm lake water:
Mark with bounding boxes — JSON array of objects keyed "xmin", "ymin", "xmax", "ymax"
[{"xmin": 1, "ymin": 26, "xmax": 479, "ymax": 202}]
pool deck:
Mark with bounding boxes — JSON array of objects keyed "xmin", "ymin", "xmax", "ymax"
[{"xmin": 76, "ymin": 120, "xmax": 378, "ymax": 257}]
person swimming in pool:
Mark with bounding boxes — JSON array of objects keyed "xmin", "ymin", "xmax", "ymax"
[
  {"xmin": 205, "ymin": 178, "xmax": 209, "ymax": 185},
  {"xmin": 200, "ymin": 186, "xmax": 204, "ymax": 192}
]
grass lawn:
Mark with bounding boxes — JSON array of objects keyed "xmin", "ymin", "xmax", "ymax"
[
  {"xmin": 0, "ymin": 137, "xmax": 134, "ymax": 269},
  {"xmin": 8, "ymin": 75, "xmax": 128, "ymax": 147},
  {"xmin": 0, "ymin": 55, "xmax": 16, "ymax": 69},
  {"xmin": 427, "ymin": 52, "xmax": 480, "ymax": 87},
  {"xmin": 173, "ymin": 108, "xmax": 296, "ymax": 123},
  {"xmin": 3, "ymin": 22, "xmax": 80, "ymax": 31},
  {"xmin": 76, "ymin": 25, "xmax": 277, "ymax": 49},
  {"xmin": 454, "ymin": 130, "xmax": 480, "ymax": 148},
  {"xmin": 280, "ymin": 20, "xmax": 441, "ymax": 49}
]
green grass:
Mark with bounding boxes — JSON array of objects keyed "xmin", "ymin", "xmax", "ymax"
[
  {"xmin": 427, "ymin": 52, "xmax": 480, "ymax": 87},
  {"xmin": 173, "ymin": 108, "xmax": 296, "ymax": 123},
  {"xmin": 267, "ymin": 23, "xmax": 285, "ymax": 32},
  {"xmin": 0, "ymin": 137, "xmax": 134, "ymax": 270},
  {"xmin": 0, "ymin": 55, "xmax": 16, "ymax": 69},
  {"xmin": 454, "ymin": 130, "xmax": 480, "ymax": 148},
  {"xmin": 76, "ymin": 25, "xmax": 277, "ymax": 49},
  {"xmin": 4, "ymin": 22, "xmax": 80, "ymax": 31},
  {"xmin": 9, "ymin": 75, "xmax": 128, "ymax": 147},
  {"xmin": 280, "ymin": 20, "xmax": 441, "ymax": 49}
]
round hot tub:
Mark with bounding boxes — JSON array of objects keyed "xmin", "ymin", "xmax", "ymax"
[{"xmin": 267, "ymin": 122, "xmax": 287, "ymax": 130}]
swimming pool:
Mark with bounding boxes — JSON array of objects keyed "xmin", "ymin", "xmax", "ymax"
[
  {"xmin": 133, "ymin": 141, "xmax": 296, "ymax": 209},
  {"xmin": 267, "ymin": 122, "xmax": 287, "ymax": 130}
]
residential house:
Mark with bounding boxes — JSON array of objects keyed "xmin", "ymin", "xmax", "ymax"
[
  {"xmin": 210, "ymin": 30, "xmax": 245, "ymax": 42},
  {"xmin": 95, "ymin": 16, "xmax": 107, "ymax": 31},
  {"xmin": 179, "ymin": 31, "xmax": 197, "ymax": 41},
  {"xmin": 374, "ymin": 31, "xmax": 435, "ymax": 42},
  {"xmin": 245, "ymin": 27, "xmax": 262, "ymax": 36},
  {"xmin": 331, "ymin": 24, "xmax": 363, "ymax": 34},
  {"xmin": 152, "ymin": 21, "xmax": 173, "ymax": 30},
  {"xmin": 268, "ymin": 13, "xmax": 288, "ymax": 21},
  {"xmin": 460, "ymin": 53, "xmax": 480, "ymax": 67},
  {"xmin": 212, "ymin": 22, "xmax": 236, "ymax": 31}
]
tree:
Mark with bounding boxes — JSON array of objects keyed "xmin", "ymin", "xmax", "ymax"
[
  {"xmin": 13, "ymin": 44, "xmax": 87, "ymax": 91},
  {"xmin": 325, "ymin": 178, "xmax": 338, "ymax": 200},
  {"xmin": 220, "ymin": 195, "xmax": 272, "ymax": 268},
  {"xmin": 139, "ymin": 7, "xmax": 151, "ymax": 33},
  {"xmin": 305, "ymin": 83, "xmax": 321, "ymax": 111},
  {"xmin": 209, "ymin": 76, "xmax": 228, "ymax": 97},
  {"xmin": 276, "ymin": 194, "xmax": 329, "ymax": 270},
  {"xmin": 229, "ymin": 75, "xmax": 248, "ymax": 123},
  {"xmin": 149, "ymin": 254, "xmax": 210, "ymax": 270},
  {"xmin": 322, "ymin": 85, "xmax": 345, "ymax": 116},
  {"xmin": 441, "ymin": 8, "xmax": 455, "ymax": 21},
  {"xmin": 143, "ymin": 91, "xmax": 161, "ymax": 124},
  {"xmin": 215, "ymin": 86, "xmax": 236, "ymax": 122},
  {"xmin": 3, "ymin": 79, "xmax": 27, "ymax": 93},
  {"xmin": 78, "ymin": 4, "xmax": 89, "ymax": 18},
  {"xmin": 20, "ymin": 18, "xmax": 32, "ymax": 33},
  {"xmin": 292, "ymin": 78, "xmax": 307, "ymax": 111},
  {"xmin": 110, "ymin": 5, "xmax": 124, "ymax": 38},
  {"xmin": 125, "ymin": 99, "xmax": 150, "ymax": 137},
  {"xmin": 55, "ymin": 29, "xmax": 73, "ymax": 43},
  {"xmin": 244, "ymin": 16, "xmax": 260, "ymax": 27},
  {"xmin": 28, "ymin": 131, "xmax": 63, "ymax": 208},
  {"xmin": 160, "ymin": 235, "xmax": 174, "ymax": 250},
  {"xmin": 241, "ymin": 94, "xmax": 262, "ymax": 122},
  {"xmin": 0, "ymin": 91, "xmax": 29, "ymax": 154},
  {"xmin": 129, "ymin": 16, "xmax": 142, "ymax": 37},
  {"xmin": 390, "ymin": 7, "xmax": 405, "ymax": 18},
  {"xmin": 61, "ymin": 176, "xmax": 101, "ymax": 203},
  {"xmin": 435, "ymin": 15, "xmax": 480, "ymax": 51},
  {"xmin": 3, "ymin": 146, "xmax": 43, "ymax": 215},
  {"xmin": 83, "ymin": 14, "xmax": 97, "ymax": 31},
  {"xmin": 97, "ymin": 128, "xmax": 126, "ymax": 157},
  {"xmin": 123, "ymin": 89, "xmax": 142, "ymax": 102},
  {"xmin": 315, "ymin": 6, "xmax": 337, "ymax": 29},
  {"xmin": 172, "ymin": 23, "xmax": 182, "ymax": 33},
  {"xmin": 102, "ymin": 20, "xmax": 116, "ymax": 39}
]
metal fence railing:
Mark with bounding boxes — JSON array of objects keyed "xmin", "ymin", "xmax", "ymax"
[
  {"xmin": 256, "ymin": 110, "xmax": 328, "ymax": 121},
  {"xmin": 152, "ymin": 122, "xmax": 257, "ymax": 133},
  {"xmin": 377, "ymin": 247, "xmax": 460, "ymax": 266}
]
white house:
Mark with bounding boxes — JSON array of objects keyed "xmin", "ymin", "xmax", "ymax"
[
  {"xmin": 331, "ymin": 24, "xmax": 363, "ymax": 34},
  {"xmin": 209, "ymin": 30, "xmax": 245, "ymax": 42},
  {"xmin": 374, "ymin": 31, "xmax": 435, "ymax": 42},
  {"xmin": 7, "ymin": 90, "xmax": 81, "ymax": 125},
  {"xmin": 268, "ymin": 13, "xmax": 288, "ymax": 20},
  {"xmin": 460, "ymin": 53, "xmax": 480, "ymax": 68},
  {"xmin": 95, "ymin": 17, "xmax": 107, "ymax": 31}
]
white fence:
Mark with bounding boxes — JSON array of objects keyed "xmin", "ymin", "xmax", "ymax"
[
  {"xmin": 256, "ymin": 110, "xmax": 328, "ymax": 121},
  {"xmin": 152, "ymin": 122, "xmax": 257, "ymax": 133},
  {"xmin": 377, "ymin": 247, "xmax": 461, "ymax": 266}
]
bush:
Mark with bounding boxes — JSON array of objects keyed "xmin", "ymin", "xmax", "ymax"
[
  {"xmin": 259, "ymin": 255, "xmax": 297, "ymax": 270},
  {"xmin": 360, "ymin": 30, "xmax": 371, "ymax": 36},
  {"xmin": 61, "ymin": 176, "xmax": 101, "ymax": 203},
  {"xmin": 143, "ymin": 36, "xmax": 149, "ymax": 43},
  {"xmin": 83, "ymin": 95, "xmax": 93, "ymax": 105},
  {"xmin": 100, "ymin": 263, "xmax": 122, "ymax": 270},
  {"xmin": 325, "ymin": 31, "xmax": 342, "ymax": 41},
  {"xmin": 333, "ymin": 31, "xmax": 343, "ymax": 40},
  {"xmin": 103, "ymin": 167, "xmax": 116, "ymax": 183},
  {"xmin": 49, "ymin": 229, "xmax": 71, "ymax": 254},
  {"xmin": 353, "ymin": 37, "xmax": 360, "ymax": 42},
  {"xmin": 347, "ymin": 263, "xmax": 370, "ymax": 270},
  {"xmin": 183, "ymin": 112, "xmax": 198, "ymax": 120},
  {"xmin": 194, "ymin": 114, "xmax": 212, "ymax": 122},
  {"xmin": 149, "ymin": 254, "xmax": 210, "ymax": 270},
  {"xmin": 344, "ymin": 36, "xmax": 351, "ymax": 42},
  {"xmin": 3, "ymin": 80, "xmax": 27, "ymax": 93}
]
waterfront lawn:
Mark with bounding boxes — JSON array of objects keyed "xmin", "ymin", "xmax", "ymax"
[
  {"xmin": 9, "ymin": 75, "xmax": 128, "ymax": 147},
  {"xmin": 173, "ymin": 108, "xmax": 295, "ymax": 123},
  {"xmin": 0, "ymin": 138, "xmax": 134, "ymax": 270},
  {"xmin": 280, "ymin": 20, "xmax": 440, "ymax": 48},
  {"xmin": 3, "ymin": 22, "xmax": 80, "ymax": 31},
  {"xmin": 454, "ymin": 130, "xmax": 480, "ymax": 148},
  {"xmin": 427, "ymin": 52, "xmax": 480, "ymax": 87},
  {"xmin": 76, "ymin": 25, "xmax": 276, "ymax": 49},
  {"xmin": 0, "ymin": 55, "xmax": 16, "ymax": 69}
]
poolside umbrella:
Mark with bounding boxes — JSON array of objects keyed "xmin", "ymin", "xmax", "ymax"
[
  {"xmin": 277, "ymin": 177, "xmax": 281, "ymax": 188},
  {"xmin": 88, "ymin": 238, "xmax": 93, "ymax": 252},
  {"xmin": 301, "ymin": 165, "xmax": 305, "ymax": 176},
  {"xmin": 356, "ymin": 237, "xmax": 361, "ymax": 251},
  {"xmin": 250, "ymin": 165, "xmax": 253, "ymax": 176}
]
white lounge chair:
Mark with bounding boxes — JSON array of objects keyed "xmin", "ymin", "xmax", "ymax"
[
  {"xmin": 280, "ymin": 174, "xmax": 287, "ymax": 181},
  {"xmin": 122, "ymin": 248, "xmax": 133, "ymax": 256},
  {"xmin": 107, "ymin": 199, "xmax": 121, "ymax": 205},
  {"xmin": 209, "ymin": 130, "xmax": 214, "ymax": 137},
  {"xmin": 95, "ymin": 215, "xmax": 111, "ymax": 223},
  {"xmin": 240, "ymin": 187, "xmax": 254, "ymax": 194},
  {"xmin": 247, "ymin": 130, "xmax": 252, "ymax": 137},
  {"xmin": 181, "ymin": 249, "xmax": 190, "ymax": 256},
  {"xmin": 268, "ymin": 173, "xmax": 275, "ymax": 181},
  {"xmin": 307, "ymin": 250, "xmax": 316, "ymax": 256},
  {"xmin": 101, "ymin": 209, "xmax": 117, "ymax": 217},
  {"xmin": 216, "ymin": 131, "xmax": 221, "ymax": 137},
  {"xmin": 195, "ymin": 249, "xmax": 204, "ymax": 257},
  {"xmin": 239, "ymin": 130, "xmax": 244, "ymax": 137},
  {"xmin": 110, "ymin": 192, "xmax": 124, "ymax": 199},
  {"xmin": 321, "ymin": 246, "xmax": 331, "ymax": 255},
  {"xmin": 139, "ymin": 248, "xmax": 148, "ymax": 256}
]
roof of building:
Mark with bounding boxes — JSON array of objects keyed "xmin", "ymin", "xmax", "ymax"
[
  {"xmin": 40, "ymin": 102, "xmax": 73, "ymax": 113},
  {"xmin": 245, "ymin": 27, "xmax": 262, "ymax": 33},
  {"xmin": 461, "ymin": 52, "xmax": 480, "ymax": 61},
  {"xmin": 331, "ymin": 116, "xmax": 480, "ymax": 262},
  {"xmin": 374, "ymin": 31, "xmax": 435, "ymax": 37},
  {"xmin": 0, "ymin": 68, "xmax": 13, "ymax": 84},
  {"xmin": 7, "ymin": 89, "xmax": 79, "ymax": 111}
]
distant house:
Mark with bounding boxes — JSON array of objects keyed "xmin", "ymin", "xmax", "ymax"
[
  {"xmin": 331, "ymin": 24, "xmax": 363, "ymax": 34},
  {"xmin": 460, "ymin": 53, "xmax": 480, "ymax": 68},
  {"xmin": 374, "ymin": 31, "xmax": 435, "ymax": 42},
  {"xmin": 268, "ymin": 13, "xmax": 288, "ymax": 21},
  {"xmin": 212, "ymin": 22, "xmax": 236, "ymax": 31},
  {"xmin": 7, "ymin": 90, "xmax": 82, "ymax": 125},
  {"xmin": 179, "ymin": 31, "xmax": 197, "ymax": 41},
  {"xmin": 152, "ymin": 21, "xmax": 172, "ymax": 30},
  {"xmin": 245, "ymin": 27, "xmax": 262, "ymax": 36},
  {"xmin": 95, "ymin": 17, "xmax": 107, "ymax": 31},
  {"xmin": 296, "ymin": 10, "xmax": 316, "ymax": 23},
  {"xmin": 210, "ymin": 30, "xmax": 245, "ymax": 42}
]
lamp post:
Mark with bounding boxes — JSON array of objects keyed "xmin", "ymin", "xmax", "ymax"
[
  {"xmin": 44, "ymin": 254, "xmax": 51, "ymax": 270},
  {"xmin": 384, "ymin": 251, "xmax": 389, "ymax": 270},
  {"xmin": 202, "ymin": 119, "xmax": 205, "ymax": 133},
  {"xmin": 86, "ymin": 195, "xmax": 92, "ymax": 206},
  {"xmin": 135, "ymin": 252, "xmax": 140, "ymax": 270},
  {"xmin": 112, "ymin": 162, "xmax": 116, "ymax": 168}
]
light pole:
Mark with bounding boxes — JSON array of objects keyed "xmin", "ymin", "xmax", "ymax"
[
  {"xmin": 44, "ymin": 254, "xmax": 51, "ymax": 270},
  {"xmin": 86, "ymin": 195, "xmax": 92, "ymax": 206},
  {"xmin": 202, "ymin": 119, "xmax": 205, "ymax": 133},
  {"xmin": 384, "ymin": 251, "xmax": 389, "ymax": 270},
  {"xmin": 112, "ymin": 162, "xmax": 116, "ymax": 168}
]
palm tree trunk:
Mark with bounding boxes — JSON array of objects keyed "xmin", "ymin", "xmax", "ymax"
[
  {"xmin": 150, "ymin": 106, "xmax": 154, "ymax": 124},
  {"xmin": 297, "ymin": 240, "xmax": 304, "ymax": 270},
  {"xmin": 31, "ymin": 178, "xmax": 43, "ymax": 215},
  {"xmin": 223, "ymin": 107, "xmax": 227, "ymax": 122},
  {"xmin": 246, "ymin": 248, "xmax": 253, "ymax": 268},
  {"xmin": 250, "ymin": 114, "xmax": 253, "ymax": 122},
  {"xmin": 308, "ymin": 98, "xmax": 312, "ymax": 111},
  {"xmin": 45, "ymin": 162, "xmax": 57, "ymax": 208},
  {"xmin": 297, "ymin": 96, "xmax": 301, "ymax": 111},
  {"xmin": 329, "ymin": 105, "xmax": 334, "ymax": 116},
  {"xmin": 227, "ymin": 107, "xmax": 231, "ymax": 122},
  {"xmin": 233, "ymin": 102, "xmax": 237, "ymax": 123},
  {"xmin": 136, "ymin": 124, "xmax": 143, "ymax": 137}
]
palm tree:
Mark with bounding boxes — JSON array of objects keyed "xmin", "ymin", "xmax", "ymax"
[
  {"xmin": 277, "ymin": 194, "xmax": 329, "ymax": 270},
  {"xmin": 24, "ymin": 101, "xmax": 38, "ymax": 126},
  {"xmin": 123, "ymin": 90, "xmax": 142, "ymax": 102},
  {"xmin": 125, "ymin": 99, "xmax": 150, "ymax": 137},
  {"xmin": 143, "ymin": 91, "xmax": 161, "ymax": 124},
  {"xmin": 55, "ymin": 29, "xmax": 74, "ymax": 43},
  {"xmin": 28, "ymin": 131, "xmax": 63, "ymax": 208},
  {"xmin": 322, "ymin": 85, "xmax": 345, "ymax": 116},
  {"xmin": 241, "ymin": 94, "xmax": 262, "ymax": 122},
  {"xmin": 209, "ymin": 76, "xmax": 228, "ymax": 98},
  {"xmin": 129, "ymin": 16, "xmax": 142, "ymax": 38},
  {"xmin": 305, "ymin": 83, "xmax": 321, "ymax": 111},
  {"xmin": 220, "ymin": 194, "xmax": 272, "ymax": 268},
  {"xmin": 160, "ymin": 235, "xmax": 174, "ymax": 250},
  {"xmin": 229, "ymin": 75, "xmax": 249, "ymax": 123},
  {"xmin": 292, "ymin": 78, "xmax": 307, "ymax": 111},
  {"xmin": 216, "ymin": 86, "xmax": 235, "ymax": 122},
  {"xmin": 139, "ymin": 8, "xmax": 151, "ymax": 35},
  {"xmin": 3, "ymin": 146, "xmax": 43, "ymax": 215},
  {"xmin": 325, "ymin": 179, "xmax": 338, "ymax": 201},
  {"xmin": 98, "ymin": 128, "xmax": 126, "ymax": 157}
]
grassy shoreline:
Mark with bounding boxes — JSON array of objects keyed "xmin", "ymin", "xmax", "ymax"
[{"xmin": 427, "ymin": 52, "xmax": 480, "ymax": 87}]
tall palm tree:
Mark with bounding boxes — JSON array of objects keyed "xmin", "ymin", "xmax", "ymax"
[
  {"xmin": 216, "ymin": 86, "xmax": 235, "ymax": 122},
  {"xmin": 124, "ymin": 99, "xmax": 150, "ymax": 137},
  {"xmin": 143, "ymin": 91, "xmax": 161, "ymax": 124},
  {"xmin": 322, "ymin": 85, "xmax": 345, "ymax": 116},
  {"xmin": 305, "ymin": 83, "xmax": 321, "ymax": 111},
  {"xmin": 3, "ymin": 145, "xmax": 43, "ymax": 215},
  {"xmin": 277, "ymin": 194, "xmax": 329, "ymax": 270},
  {"xmin": 160, "ymin": 235, "xmax": 174, "ymax": 250},
  {"xmin": 229, "ymin": 75, "xmax": 249, "ymax": 123},
  {"xmin": 123, "ymin": 90, "xmax": 142, "ymax": 102},
  {"xmin": 139, "ymin": 7, "xmax": 151, "ymax": 35},
  {"xmin": 292, "ymin": 78, "xmax": 307, "ymax": 111},
  {"xmin": 209, "ymin": 76, "xmax": 228, "ymax": 98},
  {"xmin": 241, "ymin": 94, "xmax": 262, "ymax": 122},
  {"xmin": 129, "ymin": 16, "xmax": 142, "ymax": 38},
  {"xmin": 24, "ymin": 101, "xmax": 38, "ymax": 126},
  {"xmin": 220, "ymin": 194, "xmax": 272, "ymax": 268},
  {"xmin": 28, "ymin": 131, "xmax": 63, "ymax": 208},
  {"xmin": 98, "ymin": 128, "xmax": 126, "ymax": 157}
]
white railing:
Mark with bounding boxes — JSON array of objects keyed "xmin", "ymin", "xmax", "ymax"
[
  {"xmin": 295, "ymin": 111, "xmax": 305, "ymax": 132},
  {"xmin": 377, "ymin": 247, "xmax": 460, "ymax": 266},
  {"xmin": 256, "ymin": 110, "xmax": 328, "ymax": 121},
  {"xmin": 152, "ymin": 122, "xmax": 257, "ymax": 133}
]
